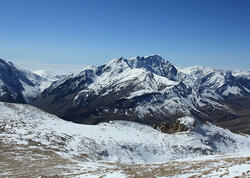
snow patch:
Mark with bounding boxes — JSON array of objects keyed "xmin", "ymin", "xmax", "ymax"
[
  {"xmin": 178, "ymin": 116, "xmax": 195, "ymax": 127},
  {"xmin": 222, "ymin": 86, "xmax": 241, "ymax": 96}
]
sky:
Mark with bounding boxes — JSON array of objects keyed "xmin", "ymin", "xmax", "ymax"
[{"xmin": 0, "ymin": 0, "xmax": 249, "ymax": 72}]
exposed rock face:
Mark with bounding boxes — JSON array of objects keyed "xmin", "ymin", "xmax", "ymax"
[
  {"xmin": 154, "ymin": 117, "xmax": 196, "ymax": 134},
  {"xmin": 126, "ymin": 55, "xmax": 178, "ymax": 80},
  {"xmin": 168, "ymin": 120, "xmax": 190, "ymax": 134}
]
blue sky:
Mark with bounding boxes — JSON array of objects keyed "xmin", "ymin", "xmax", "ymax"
[{"xmin": 0, "ymin": 0, "xmax": 249, "ymax": 71}]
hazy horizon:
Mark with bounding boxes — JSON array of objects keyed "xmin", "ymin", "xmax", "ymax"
[{"xmin": 6, "ymin": 54, "xmax": 249, "ymax": 75}]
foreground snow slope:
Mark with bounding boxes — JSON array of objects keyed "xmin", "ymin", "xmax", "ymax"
[{"xmin": 0, "ymin": 102, "xmax": 250, "ymax": 164}]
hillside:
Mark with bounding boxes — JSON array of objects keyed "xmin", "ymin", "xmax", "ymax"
[{"xmin": 0, "ymin": 102, "xmax": 250, "ymax": 176}]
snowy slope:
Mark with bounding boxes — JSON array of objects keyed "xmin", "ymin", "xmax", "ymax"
[{"xmin": 1, "ymin": 102, "xmax": 250, "ymax": 164}]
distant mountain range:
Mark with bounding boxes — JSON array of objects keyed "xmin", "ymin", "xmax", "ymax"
[
  {"xmin": 1, "ymin": 55, "xmax": 250, "ymax": 176},
  {"xmin": 1, "ymin": 55, "xmax": 250, "ymax": 134}
]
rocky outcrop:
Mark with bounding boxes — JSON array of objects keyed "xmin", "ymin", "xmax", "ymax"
[
  {"xmin": 155, "ymin": 121, "xmax": 189, "ymax": 134},
  {"xmin": 168, "ymin": 120, "xmax": 190, "ymax": 134},
  {"xmin": 154, "ymin": 117, "xmax": 197, "ymax": 134}
]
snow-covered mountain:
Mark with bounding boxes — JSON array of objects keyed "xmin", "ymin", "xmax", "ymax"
[
  {"xmin": 0, "ymin": 58, "xmax": 59, "ymax": 103},
  {"xmin": 1, "ymin": 55, "xmax": 249, "ymax": 133},
  {"xmin": 0, "ymin": 102, "xmax": 250, "ymax": 176},
  {"xmin": 34, "ymin": 55, "xmax": 250, "ymax": 134},
  {"xmin": 178, "ymin": 66, "xmax": 250, "ymax": 97}
]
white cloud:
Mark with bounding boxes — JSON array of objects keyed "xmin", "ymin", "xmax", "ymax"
[{"xmin": 11, "ymin": 60, "xmax": 85, "ymax": 75}]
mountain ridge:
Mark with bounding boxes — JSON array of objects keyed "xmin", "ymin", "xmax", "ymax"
[
  {"xmin": 1, "ymin": 55, "xmax": 249, "ymax": 133},
  {"xmin": 31, "ymin": 55, "xmax": 250, "ymax": 134}
]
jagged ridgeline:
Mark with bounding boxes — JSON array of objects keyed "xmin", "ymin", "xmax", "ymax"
[{"xmin": 30, "ymin": 55, "xmax": 250, "ymax": 134}]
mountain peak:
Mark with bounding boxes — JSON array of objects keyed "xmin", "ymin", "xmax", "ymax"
[
  {"xmin": 101, "ymin": 55, "xmax": 178, "ymax": 80},
  {"xmin": 129, "ymin": 54, "xmax": 164, "ymax": 61},
  {"xmin": 126, "ymin": 55, "xmax": 177, "ymax": 80}
]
